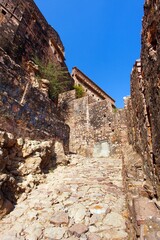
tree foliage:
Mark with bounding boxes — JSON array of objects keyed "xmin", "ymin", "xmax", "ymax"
[
  {"xmin": 34, "ymin": 57, "xmax": 69, "ymax": 100},
  {"xmin": 73, "ymin": 85, "xmax": 85, "ymax": 98}
]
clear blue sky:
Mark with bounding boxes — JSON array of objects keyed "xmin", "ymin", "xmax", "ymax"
[{"xmin": 34, "ymin": 0, "xmax": 144, "ymax": 108}]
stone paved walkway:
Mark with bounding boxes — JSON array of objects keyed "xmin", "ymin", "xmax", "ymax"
[{"xmin": 0, "ymin": 155, "xmax": 129, "ymax": 240}]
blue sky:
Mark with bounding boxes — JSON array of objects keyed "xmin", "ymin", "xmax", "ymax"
[{"xmin": 34, "ymin": 0, "xmax": 144, "ymax": 108}]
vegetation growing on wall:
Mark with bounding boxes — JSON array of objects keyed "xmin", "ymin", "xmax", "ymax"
[
  {"xmin": 73, "ymin": 85, "xmax": 85, "ymax": 98},
  {"xmin": 34, "ymin": 57, "xmax": 69, "ymax": 100}
]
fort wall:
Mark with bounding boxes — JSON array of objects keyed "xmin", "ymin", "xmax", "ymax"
[
  {"xmin": 125, "ymin": 0, "xmax": 160, "ymax": 196},
  {"xmin": 0, "ymin": 0, "xmax": 65, "ymax": 65}
]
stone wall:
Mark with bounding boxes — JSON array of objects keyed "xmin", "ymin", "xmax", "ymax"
[
  {"xmin": 0, "ymin": 0, "xmax": 74, "ymax": 218},
  {"xmin": 141, "ymin": 0, "xmax": 160, "ymax": 186},
  {"xmin": 0, "ymin": 48, "xmax": 70, "ymax": 217},
  {"xmin": 126, "ymin": 0, "xmax": 160, "ymax": 197},
  {"xmin": 59, "ymin": 90, "xmax": 127, "ymax": 157},
  {"xmin": 0, "ymin": 48, "xmax": 70, "ymax": 151},
  {"xmin": 0, "ymin": 48, "xmax": 70, "ymax": 218},
  {"xmin": 126, "ymin": 61, "xmax": 154, "ymax": 178},
  {"xmin": 0, "ymin": 0, "xmax": 75, "ymax": 149},
  {"xmin": 0, "ymin": 0, "xmax": 73, "ymax": 88},
  {"xmin": 0, "ymin": 0, "xmax": 63, "ymax": 63}
]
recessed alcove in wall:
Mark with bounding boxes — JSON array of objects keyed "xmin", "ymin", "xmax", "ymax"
[
  {"xmin": 93, "ymin": 141, "xmax": 110, "ymax": 158},
  {"xmin": 1, "ymin": 9, "xmax": 6, "ymax": 15},
  {"xmin": 147, "ymin": 21, "xmax": 157, "ymax": 51}
]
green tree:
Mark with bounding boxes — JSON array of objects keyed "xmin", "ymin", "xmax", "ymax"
[{"xmin": 34, "ymin": 57, "xmax": 69, "ymax": 100}]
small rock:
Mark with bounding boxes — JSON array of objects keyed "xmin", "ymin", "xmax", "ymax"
[
  {"xmin": 0, "ymin": 152, "xmax": 6, "ymax": 171},
  {"xmin": 69, "ymin": 223, "xmax": 88, "ymax": 237},
  {"xmin": 103, "ymin": 212, "xmax": 126, "ymax": 228},
  {"xmin": 0, "ymin": 199, "xmax": 14, "ymax": 219},
  {"xmin": 89, "ymin": 204, "xmax": 109, "ymax": 215},
  {"xmin": 5, "ymin": 132, "xmax": 16, "ymax": 147},
  {"xmin": 17, "ymin": 193, "xmax": 27, "ymax": 203},
  {"xmin": 41, "ymin": 78, "xmax": 50, "ymax": 85},
  {"xmin": 50, "ymin": 211, "xmax": 69, "ymax": 225},
  {"xmin": 17, "ymin": 138, "xmax": 24, "ymax": 146},
  {"xmin": 87, "ymin": 233, "xmax": 101, "ymax": 240},
  {"xmin": 55, "ymin": 141, "xmax": 69, "ymax": 165},
  {"xmin": 43, "ymin": 227, "xmax": 66, "ymax": 239},
  {"xmin": 89, "ymin": 225, "xmax": 98, "ymax": 233},
  {"xmin": 68, "ymin": 203, "xmax": 86, "ymax": 223},
  {"xmin": 89, "ymin": 214, "xmax": 104, "ymax": 225},
  {"xmin": 67, "ymin": 237, "xmax": 79, "ymax": 240},
  {"xmin": 29, "ymin": 211, "xmax": 38, "ymax": 221},
  {"xmin": 22, "ymin": 156, "xmax": 42, "ymax": 174},
  {"xmin": 24, "ymin": 224, "xmax": 43, "ymax": 240},
  {"xmin": 157, "ymin": 231, "xmax": 160, "ymax": 237},
  {"xmin": 80, "ymin": 234, "xmax": 87, "ymax": 240}
]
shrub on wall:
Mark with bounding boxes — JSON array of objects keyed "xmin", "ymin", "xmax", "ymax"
[
  {"xmin": 34, "ymin": 57, "xmax": 69, "ymax": 100},
  {"xmin": 73, "ymin": 85, "xmax": 85, "ymax": 98}
]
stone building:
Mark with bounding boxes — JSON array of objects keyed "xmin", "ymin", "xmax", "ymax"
[
  {"xmin": 72, "ymin": 67, "xmax": 115, "ymax": 109},
  {"xmin": 59, "ymin": 68, "xmax": 120, "ymax": 157}
]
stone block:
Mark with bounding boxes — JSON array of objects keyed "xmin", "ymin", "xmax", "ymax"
[{"xmin": 133, "ymin": 197, "xmax": 160, "ymax": 226}]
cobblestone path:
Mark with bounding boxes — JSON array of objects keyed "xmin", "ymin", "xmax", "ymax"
[{"xmin": 0, "ymin": 155, "xmax": 129, "ymax": 239}]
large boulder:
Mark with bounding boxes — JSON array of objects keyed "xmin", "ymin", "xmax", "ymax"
[{"xmin": 0, "ymin": 131, "xmax": 69, "ymax": 219}]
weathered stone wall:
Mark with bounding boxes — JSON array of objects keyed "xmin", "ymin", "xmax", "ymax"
[
  {"xmin": 126, "ymin": 61, "xmax": 155, "ymax": 181},
  {"xmin": 0, "ymin": 0, "xmax": 63, "ymax": 63},
  {"xmin": 0, "ymin": 47, "xmax": 71, "ymax": 217},
  {"xmin": 0, "ymin": 0, "xmax": 75, "ymax": 218},
  {"xmin": 126, "ymin": 0, "xmax": 160, "ymax": 196},
  {"xmin": 0, "ymin": 0, "xmax": 73, "ymax": 89},
  {"xmin": 59, "ymin": 91, "xmax": 91, "ymax": 156},
  {"xmin": 0, "ymin": 48, "xmax": 70, "ymax": 152},
  {"xmin": 89, "ymin": 100, "xmax": 114, "ymax": 141},
  {"xmin": 59, "ymin": 91, "xmax": 127, "ymax": 157},
  {"xmin": 141, "ymin": 0, "xmax": 160, "ymax": 186}
]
